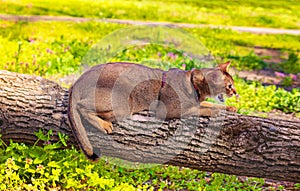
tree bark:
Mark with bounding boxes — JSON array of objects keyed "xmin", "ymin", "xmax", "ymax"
[{"xmin": 0, "ymin": 70, "xmax": 299, "ymax": 182}]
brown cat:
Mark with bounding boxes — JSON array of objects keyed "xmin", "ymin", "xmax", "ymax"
[{"xmin": 68, "ymin": 61, "xmax": 238, "ymax": 161}]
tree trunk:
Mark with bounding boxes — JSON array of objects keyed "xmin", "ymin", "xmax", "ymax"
[{"xmin": 0, "ymin": 70, "xmax": 299, "ymax": 182}]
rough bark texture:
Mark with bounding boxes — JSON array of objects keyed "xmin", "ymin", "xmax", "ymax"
[
  {"xmin": 0, "ymin": 70, "xmax": 299, "ymax": 182},
  {"xmin": 0, "ymin": 70, "xmax": 75, "ymax": 146}
]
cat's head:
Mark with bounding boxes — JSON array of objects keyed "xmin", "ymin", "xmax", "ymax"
[{"xmin": 192, "ymin": 61, "xmax": 238, "ymax": 102}]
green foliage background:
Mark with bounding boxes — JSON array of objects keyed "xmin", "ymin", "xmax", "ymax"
[{"xmin": 0, "ymin": 0, "xmax": 299, "ymax": 190}]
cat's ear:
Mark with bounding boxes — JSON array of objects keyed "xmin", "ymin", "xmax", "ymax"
[
  {"xmin": 191, "ymin": 69, "xmax": 204, "ymax": 85},
  {"xmin": 218, "ymin": 61, "xmax": 231, "ymax": 73},
  {"xmin": 192, "ymin": 69, "xmax": 204, "ymax": 87}
]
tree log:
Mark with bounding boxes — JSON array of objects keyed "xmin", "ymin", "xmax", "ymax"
[{"xmin": 0, "ymin": 70, "xmax": 299, "ymax": 182}]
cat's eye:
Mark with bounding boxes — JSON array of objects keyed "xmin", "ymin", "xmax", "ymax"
[{"xmin": 228, "ymin": 84, "xmax": 232, "ymax": 89}]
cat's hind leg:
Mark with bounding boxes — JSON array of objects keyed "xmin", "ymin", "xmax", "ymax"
[{"xmin": 76, "ymin": 99, "xmax": 113, "ymax": 134}]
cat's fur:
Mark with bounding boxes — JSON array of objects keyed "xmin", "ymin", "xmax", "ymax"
[{"xmin": 68, "ymin": 62, "xmax": 237, "ymax": 161}]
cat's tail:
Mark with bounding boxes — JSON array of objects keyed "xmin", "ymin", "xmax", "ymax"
[{"xmin": 68, "ymin": 85, "xmax": 100, "ymax": 162}]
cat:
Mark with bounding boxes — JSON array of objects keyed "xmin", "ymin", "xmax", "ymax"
[{"xmin": 68, "ymin": 61, "xmax": 238, "ymax": 161}]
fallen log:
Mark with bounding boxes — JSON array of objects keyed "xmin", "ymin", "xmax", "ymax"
[{"xmin": 0, "ymin": 70, "xmax": 299, "ymax": 182}]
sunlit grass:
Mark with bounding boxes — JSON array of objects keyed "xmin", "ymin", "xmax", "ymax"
[
  {"xmin": 0, "ymin": 20, "xmax": 299, "ymax": 77},
  {"xmin": 1, "ymin": 0, "xmax": 300, "ymax": 29}
]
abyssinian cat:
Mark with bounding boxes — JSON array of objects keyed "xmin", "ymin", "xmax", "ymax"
[{"xmin": 68, "ymin": 61, "xmax": 238, "ymax": 161}]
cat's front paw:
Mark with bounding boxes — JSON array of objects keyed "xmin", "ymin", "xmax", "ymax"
[{"xmin": 226, "ymin": 106, "xmax": 237, "ymax": 112}]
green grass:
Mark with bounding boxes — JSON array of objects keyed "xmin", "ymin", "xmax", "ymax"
[
  {"xmin": 1, "ymin": 0, "xmax": 300, "ymax": 29},
  {"xmin": 0, "ymin": 20, "xmax": 123, "ymax": 77},
  {"xmin": 227, "ymin": 77, "xmax": 300, "ymax": 114},
  {"xmin": 0, "ymin": 20, "xmax": 300, "ymax": 77},
  {"xmin": 188, "ymin": 27, "xmax": 300, "ymax": 72}
]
